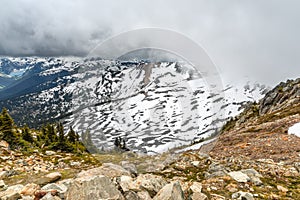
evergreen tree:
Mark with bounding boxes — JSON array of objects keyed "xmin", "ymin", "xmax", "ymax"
[
  {"xmin": 67, "ymin": 126, "xmax": 76, "ymax": 143},
  {"xmin": 57, "ymin": 122, "xmax": 66, "ymax": 146},
  {"xmin": 22, "ymin": 125, "xmax": 34, "ymax": 143},
  {"xmin": 0, "ymin": 108, "xmax": 17, "ymax": 145},
  {"xmin": 46, "ymin": 124, "xmax": 57, "ymax": 143}
]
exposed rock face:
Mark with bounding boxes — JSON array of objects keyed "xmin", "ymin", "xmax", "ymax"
[
  {"xmin": 259, "ymin": 78, "xmax": 300, "ymax": 115},
  {"xmin": 66, "ymin": 175, "xmax": 124, "ymax": 200}
]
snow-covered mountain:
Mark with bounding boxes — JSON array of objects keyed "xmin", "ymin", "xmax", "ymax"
[{"xmin": 0, "ymin": 57, "xmax": 269, "ymax": 154}]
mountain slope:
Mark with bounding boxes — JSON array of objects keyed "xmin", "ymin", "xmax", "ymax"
[
  {"xmin": 210, "ymin": 78, "xmax": 300, "ymax": 161},
  {"xmin": 0, "ymin": 57, "xmax": 269, "ymax": 153}
]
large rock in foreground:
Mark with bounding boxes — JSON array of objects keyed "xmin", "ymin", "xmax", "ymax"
[
  {"xmin": 76, "ymin": 163, "xmax": 131, "ymax": 178},
  {"xmin": 153, "ymin": 181, "xmax": 184, "ymax": 200},
  {"xmin": 66, "ymin": 175, "xmax": 124, "ymax": 200}
]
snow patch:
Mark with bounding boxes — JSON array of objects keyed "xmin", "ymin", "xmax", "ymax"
[{"xmin": 288, "ymin": 122, "xmax": 300, "ymax": 137}]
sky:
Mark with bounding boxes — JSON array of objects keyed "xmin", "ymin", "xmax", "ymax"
[{"xmin": 0, "ymin": 0, "xmax": 300, "ymax": 85}]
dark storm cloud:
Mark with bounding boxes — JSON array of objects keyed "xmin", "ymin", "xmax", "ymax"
[{"xmin": 0, "ymin": 0, "xmax": 300, "ymax": 84}]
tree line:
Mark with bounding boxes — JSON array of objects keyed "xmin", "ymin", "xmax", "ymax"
[{"xmin": 0, "ymin": 108, "xmax": 87, "ymax": 154}]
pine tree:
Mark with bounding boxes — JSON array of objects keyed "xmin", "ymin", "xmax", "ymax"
[
  {"xmin": 57, "ymin": 122, "xmax": 65, "ymax": 146},
  {"xmin": 67, "ymin": 126, "xmax": 76, "ymax": 144},
  {"xmin": 46, "ymin": 124, "xmax": 57, "ymax": 143},
  {"xmin": 0, "ymin": 108, "xmax": 17, "ymax": 145},
  {"xmin": 22, "ymin": 125, "xmax": 34, "ymax": 143}
]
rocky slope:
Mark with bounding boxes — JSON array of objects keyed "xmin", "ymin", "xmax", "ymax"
[{"xmin": 0, "ymin": 78, "xmax": 299, "ymax": 200}]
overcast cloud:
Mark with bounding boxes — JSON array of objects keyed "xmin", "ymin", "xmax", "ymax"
[{"xmin": 0, "ymin": 0, "xmax": 300, "ymax": 85}]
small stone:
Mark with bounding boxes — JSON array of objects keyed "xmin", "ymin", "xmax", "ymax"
[
  {"xmin": 45, "ymin": 151, "xmax": 56, "ymax": 156},
  {"xmin": 277, "ymin": 185, "xmax": 288, "ymax": 193},
  {"xmin": 191, "ymin": 161, "xmax": 200, "ymax": 167},
  {"xmin": 232, "ymin": 191, "xmax": 254, "ymax": 200},
  {"xmin": 225, "ymin": 183, "xmax": 238, "ymax": 193},
  {"xmin": 228, "ymin": 171, "xmax": 250, "ymax": 183}
]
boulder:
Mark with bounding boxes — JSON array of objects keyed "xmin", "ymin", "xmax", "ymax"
[
  {"xmin": 66, "ymin": 175, "xmax": 124, "ymax": 200},
  {"xmin": 205, "ymin": 163, "xmax": 228, "ymax": 178},
  {"xmin": 0, "ymin": 171, "xmax": 8, "ymax": 179},
  {"xmin": 41, "ymin": 183, "xmax": 67, "ymax": 193},
  {"xmin": 228, "ymin": 171, "xmax": 250, "ymax": 183},
  {"xmin": 190, "ymin": 192, "xmax": 208, "ymax": 200},
  {"xmin": 118, "ymin": 176, "xmax": 135, "ymax": 192},
  {"xmin": 138, "ymin": 174, "xmax": 167, "ymax": 197},
  {"xmin": 189, "ymin": 182, "xmax": 207, "ymax": 200},
  {"xmin": 20, "ymin": 183, "xmax": 40, "ymax": 196},
  {"xmin": 76, "ymin": 163, "xmax": 131, "ymax": 178},
  {"xmin": 41, "ymin": 183, "xmax": 68, "ymax": 199},
  {"xmin": 136, "ymin": 191, "xmax": 152, "ymax": 200},
  {"xmin": 153, "ymin": 182, "xmax": 184, "ymax": 200},
  {"xmin": 37, "ymin": 172, "xmax": 62, "ymax": 185},
  {"xmin": 121, "ymin": 161, "xmax": 138, "ymax": 176},
  {"xmin": 0, "ymin": 184, "xmax": 24, "ymax": 200},
  {"xmin": 241, "ymin": 169, "xmax": 263, "ymax": 186},
  {"xmin": 189, "ymin": 182, "xmax": 202, "ymax": 193}
]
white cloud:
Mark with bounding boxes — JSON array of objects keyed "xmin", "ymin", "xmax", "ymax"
[{"xmin": 0, "ymin": 0, "xmax": 299, "ymax": 85}]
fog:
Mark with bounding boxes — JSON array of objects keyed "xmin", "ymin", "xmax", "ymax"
[{"xmin": 1, "ymin": 0, "xmax": 300, "ymax": 85}]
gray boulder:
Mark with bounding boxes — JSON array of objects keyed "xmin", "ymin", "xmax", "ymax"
[
  {"xmin": 76, "ymin": 163, "xmax": 131, "ymax": 178},
  {"xmin": 66, "ymin": 175, "xmax": 124, "ymax": 200},
  {"xmin": 153, "ymin": 182, "xmax": 184, "ymax": 200}
]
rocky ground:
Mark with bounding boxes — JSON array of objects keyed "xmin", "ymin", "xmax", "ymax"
[{"xmin": 0, "ymin": 136, "xmax": 299, "ymax": 200}]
